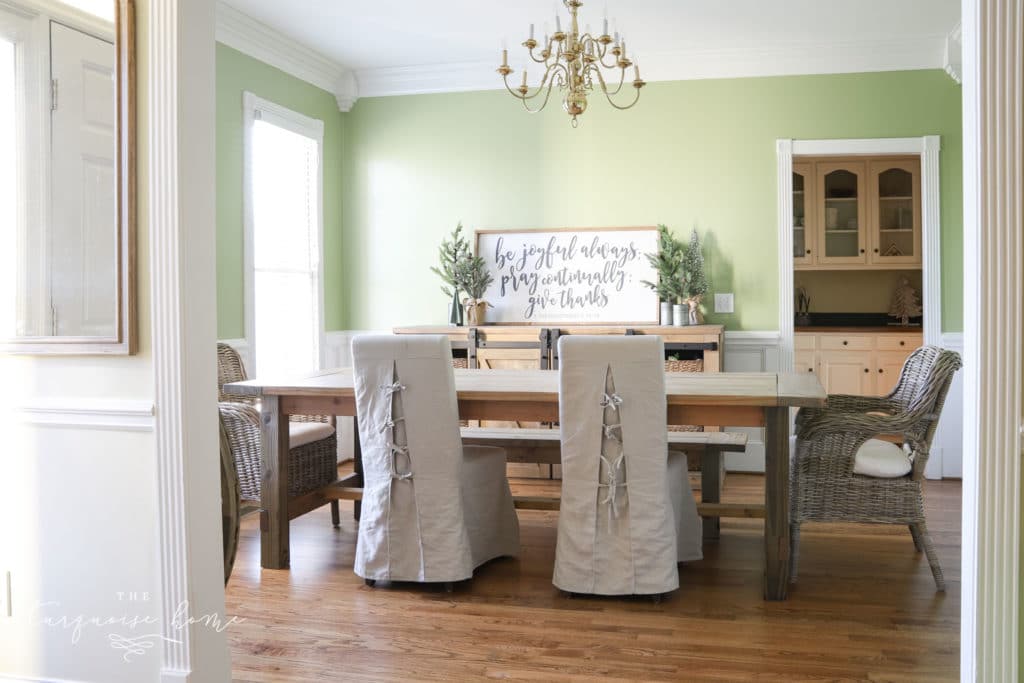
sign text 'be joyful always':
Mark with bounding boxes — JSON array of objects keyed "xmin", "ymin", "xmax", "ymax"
[{"xmin": 476, "ymin": 228, "xmax": 659, "ymax": 324}]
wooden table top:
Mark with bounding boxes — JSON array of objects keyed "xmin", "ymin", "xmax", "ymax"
[{"xmin": 224, "ymin": 368, "xmax": 825, "ymax": 409}]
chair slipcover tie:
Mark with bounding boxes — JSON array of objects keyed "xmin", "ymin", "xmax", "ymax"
[
  {"xmin": 380, "ymin": 381, "xmax": 413, "ymax": 481},
  {"xmin": 387, "ymin": 442, "xmax": 414, "ymax": 480},
  {"xmin": 598, "ymin": 453, "xmax": 627, "ymax": 520},
  {"xmin": 600, "ymin": 392, "xmax": 624, "ymax": 410},
  {"xmin": 602, "ymin": 423, "xmax": 622, "ymax": 442},
  {"xmin": 378, "ymin": 416, "xmax": 405, "ymax": 433}
]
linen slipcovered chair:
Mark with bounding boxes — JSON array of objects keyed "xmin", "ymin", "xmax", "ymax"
[
  {"xmin": 553, "ymin": 335, "xmax": 703, "ymax": 599},
  {"xmin": 216, "ymin": 343, "xmax": 340, "ymax": 526},
  {"xmin": 351, "ymin": 334, "xmax": 520, "ymax": 588},
  {"xmin": 790, "ymin": 345, "xmax": 962, "ymax": 591}
]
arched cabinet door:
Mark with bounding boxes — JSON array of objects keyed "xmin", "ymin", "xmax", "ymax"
[
  {"xmin": 792, "ymin": 163, "xmax": 815, "ymax": 266},
  {"xmin": 868, "ymin": 159, "xmax": 922, "ymax": 267},
  {"xmin": 815, "ymin": 161, "xmax": 868, "ymax": 266}
]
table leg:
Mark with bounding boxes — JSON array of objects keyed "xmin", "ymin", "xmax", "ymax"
[
  {"xmin": 701, "ymin": 448, "xmax": 722, "ymax": 540},
  {"xmin": 352, "ymin": 414, "xmax": 363, "ymax": 521},
  {"xmin": 763, "ymin": 407, "xmax": 791, "ymax": 600},
  {"xmin": 260, "ymin": 395, "xmax": 290, "ymax": 569}
]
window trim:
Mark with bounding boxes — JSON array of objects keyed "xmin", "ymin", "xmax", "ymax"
[{"xmin": 242, "ymin": 91, "xmax": 326, "ymax": 374}]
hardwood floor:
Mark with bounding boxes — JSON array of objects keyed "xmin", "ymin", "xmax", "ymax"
[{"xmin": 225, "ymin": 472, "xmax": 961, "ymax": 682}]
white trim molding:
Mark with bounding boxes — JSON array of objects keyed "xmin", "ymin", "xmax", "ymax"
[
  {"xmin": 356, "ymin": 35, "xmax": 952, "ymax": 99},
  {"xmin": 151, "ymin": 0, "xmax": 231, "ymax": 679},
  {"xmin": 15, "ymin": 398, "xmax": 154, "ymax": 431},
  {"xmin": 960, "ymin": 0, "xmax": 1022, "ymax": 678},
  {"xmin": 944, "ymin": 22, "xmax": 963, "ymax": 84},
  {"xmin": 215, "ymin": 1, "xmax": 358, "ymax": 111}
]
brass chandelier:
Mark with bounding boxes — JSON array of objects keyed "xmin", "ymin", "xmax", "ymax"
[{"xmin": 497, "ymin": 0, "xmax": 645, "ymax": 127}]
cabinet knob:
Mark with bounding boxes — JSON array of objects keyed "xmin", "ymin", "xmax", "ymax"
[
  {"xmin": 842, "ymin": 340, "xmax": 848, "ymax": 346},
  {"xmin": 900, "ymin": 341, "xmax": 905, "ymax": 346},
  {"xmin": 863, "ymin": 368, "xmax": 869, "ymax": 373},
  {"xmin": 878, "ymin": 369, "xmax": 883, "ymax": 373},
  {"xmin": 807, "ymin": 367, "xmax": 814, "ymax": 372},
  {"xmin": 859, "ymin": 248, "xmax": 865, "ymax": 254},
  {"xmin": 874, "ymin": 248, "xmax": 880, "ymax": 253},
  {"xmin": 806, "ymin": 249, "xmax": 811, "ymax": 255}
]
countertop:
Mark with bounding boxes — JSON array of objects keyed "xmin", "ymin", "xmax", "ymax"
[{"xmin": 795, "ymin": 326, "xmax": 923, "ymax": 334}]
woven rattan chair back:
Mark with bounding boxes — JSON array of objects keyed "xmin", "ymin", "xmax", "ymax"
[{"xmin": 217, "ymin": 343, "xmax": 256, "ymax": 406}]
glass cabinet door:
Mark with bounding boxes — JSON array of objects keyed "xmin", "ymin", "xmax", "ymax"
[
  {"xmin": 816, "ymin": 161, "xmax": 867, "ymax": 265},
  {"xmin": 869, "ymin": 159, "xmax": 921, "ymax": 266},
  {"xmin": 792, "ymin": 162, "xmax": 814, "ymax": 266}
]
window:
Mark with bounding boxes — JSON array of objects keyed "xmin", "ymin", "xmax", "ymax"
[{"xmin": 243, "ymin": 93, "xmax": 325, "ymax": 378}]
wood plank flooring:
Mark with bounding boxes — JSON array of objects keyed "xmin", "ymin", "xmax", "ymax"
[{"xmin": 225, "ymin": 472, "xmax": 961, "ymax": 682}]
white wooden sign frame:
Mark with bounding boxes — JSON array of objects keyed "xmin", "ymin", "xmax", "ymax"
[{"xmin": 474, "ymin": 226, "xmax": 660, "ymax": 325}]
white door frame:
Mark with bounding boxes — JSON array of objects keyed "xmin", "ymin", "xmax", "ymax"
[
  {"xmin": 150, "ymin": 0, "xmax": 231, "ymax": 679},
  {"xmin": 241, "ymin": 91, "xmax": 326, "ymax": 373},
  {"xmin": 776, "ymin": 135, "xmax": 944, "ymax": 478},
  {"xmin": 959, "ymin": 0, "xmax": 1022, "ymax": 679}
]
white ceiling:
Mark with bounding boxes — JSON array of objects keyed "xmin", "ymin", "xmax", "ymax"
[
  {"xmin": 224, "ymin": 0, "xmax": 958, "ymax": 71},
  {"xmin": 218, "ymin": 0, "xmax": 961, "ymax": 101}
]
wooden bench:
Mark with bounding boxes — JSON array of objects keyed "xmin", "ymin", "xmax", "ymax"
[
  {"xmin": 460, "ymin": 427, "xmax": 753, "ymax": 539},
  {"xmin": 312, "ymin": 428, "xmax": 758, "ymax": 541}
]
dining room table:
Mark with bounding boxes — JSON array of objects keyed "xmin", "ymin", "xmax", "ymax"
[{"xmin": 222, "ymin": 367, "xmax": 826, "ymax": 600}]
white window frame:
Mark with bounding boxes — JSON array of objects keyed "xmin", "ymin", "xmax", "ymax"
[{"xmin": 242, "ymin": 91, "xmax": 326, "ymax": 373}]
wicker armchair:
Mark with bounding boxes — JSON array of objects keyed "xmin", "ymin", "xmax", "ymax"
[
  {"xmin": 790, "ymin": 345, "xmax": 962, "ymax": 591},
  {"xmin": 217, "ymin": 343, "xmax": 340, "ymax": 526}
]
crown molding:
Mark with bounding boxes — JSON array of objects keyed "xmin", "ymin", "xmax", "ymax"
[
  {"xmin": 357, "ymin": 35, "xmax": 950, "ymax": 98},
  {"xmin": 215, "ymin": 1, "xmax": 358, "ymax": 111},
  {"xmin": 944, "ymin": 22, "xmax": 963, "ymax": 84}
]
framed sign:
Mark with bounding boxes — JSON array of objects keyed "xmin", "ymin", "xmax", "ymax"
[{"xmin": 474, "ymin": 227, "xmax": 660, "ymax": 324}]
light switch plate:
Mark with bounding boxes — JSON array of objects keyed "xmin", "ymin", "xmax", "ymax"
[{"xmin": 714, "ymin": 293, "xmax": 734, "ymax": 313}]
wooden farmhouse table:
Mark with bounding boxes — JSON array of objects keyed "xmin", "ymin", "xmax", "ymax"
[{"xmin": 223, "ymin": 368, "xmax": 826, "ymax": 600}]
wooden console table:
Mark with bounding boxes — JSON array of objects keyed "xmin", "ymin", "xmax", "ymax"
[{"xmin": 392, "ymin": 324, "xmax": 725, "ymax": 372}]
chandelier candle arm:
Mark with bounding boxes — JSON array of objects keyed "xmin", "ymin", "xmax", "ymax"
[{"xmin": 497, "ymin": 0, "xmax": 644, "ymax": 125}]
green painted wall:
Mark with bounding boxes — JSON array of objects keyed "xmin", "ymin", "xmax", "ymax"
[
  {"xmin": 216, "ymin": 43, "xmax": 347, "ymax": 339},
  {"xmin": 343, "ymin": 69, "xmax": 962, "ymax": 332}
]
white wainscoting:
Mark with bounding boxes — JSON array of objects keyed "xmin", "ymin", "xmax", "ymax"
[
  {"xmin": 14, "ymin": 398, "xmax": 155, "ymax": 431},
  {"xmin": 721, "ymin": 331, "xmax": 781, "ymax": 473}
]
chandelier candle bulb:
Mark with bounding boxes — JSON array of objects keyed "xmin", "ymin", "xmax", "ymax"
[
  {"xmin": 529, "ymin": 23, "xmax": 534, "ymax": 39},
  {"xmin": 502, "ymin": 49, "xmax": 508, "ymax": 67},
  {"xmin": 521, "ymin": 70, "xmax": 527, "ymax": 86},
  {"xmin": 603, "ymin": 17, "xmax": 608, "ymax": 36},
  {"xmin": 556, "ymin": 14, "xmax": 561, "ymax": 32}
]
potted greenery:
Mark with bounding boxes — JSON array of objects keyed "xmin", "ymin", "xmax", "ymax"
[
  {"xmin": 430, "ymin": 222, "xmax": 471, "ymax": 325},
  {"xmin": 641, "ymin": 224, "xmax": 686, "ymax": 325},
  {"xmin": 681, "ymin": 228, "xmax": 709, "ymax": 325},
  {"xmin": 453, "ymin": 255, "xmax": 494, "ymax": 326}
]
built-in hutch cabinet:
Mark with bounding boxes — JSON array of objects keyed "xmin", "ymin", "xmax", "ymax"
[
  {"xmin": 795, "ymin": 331, "xmax": 922, "ymax": 396},
  {"xmin": 793, "ymin": 156, "xmax": 922, "ymax": 270}
]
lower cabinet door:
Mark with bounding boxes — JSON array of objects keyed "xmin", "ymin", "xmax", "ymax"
[
  {"xmin": 795, "ymin": 350, "xmax": 817, "ymax": 376},
  {"xmin": 875, "ymin": 352, "xmax": 910, "ymax": 396},
  {"xmin": 819, "ymin": 351, "xmax": 874, "ymax": 395}
]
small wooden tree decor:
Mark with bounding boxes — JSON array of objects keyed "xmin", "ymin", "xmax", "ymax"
[
  {"xmin": 454, "ymin": 255, "xmax": 494, "ymax": 326},
  {"xmin": 889, "ymin": 277, "xmax": 923, "ymax": 325}
]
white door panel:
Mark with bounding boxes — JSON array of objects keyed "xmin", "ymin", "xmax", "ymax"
[{"xmin": 49, "ymin": 21, "xmax": 115, "ymax": 337}]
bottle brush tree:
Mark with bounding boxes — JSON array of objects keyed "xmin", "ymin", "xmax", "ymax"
[
  {"xmin": 682, "ymin": 228, "xmax": 710, "ymax": 324},
  {"xmin": 641, "ymin": 224, "xmax": 686, "ymax": 303},
  {"xmin": 429, "ymin": 222, "xmax": 471, "ymax": 298}
]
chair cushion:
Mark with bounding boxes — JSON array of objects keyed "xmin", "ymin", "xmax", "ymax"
[
  {"xmin": 853, "ymin": 439, "xmax": 912, "ymax": 478},
  {"xmin": 288, "ymin": 421, "xmax": 335, "ymax": 449}
]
